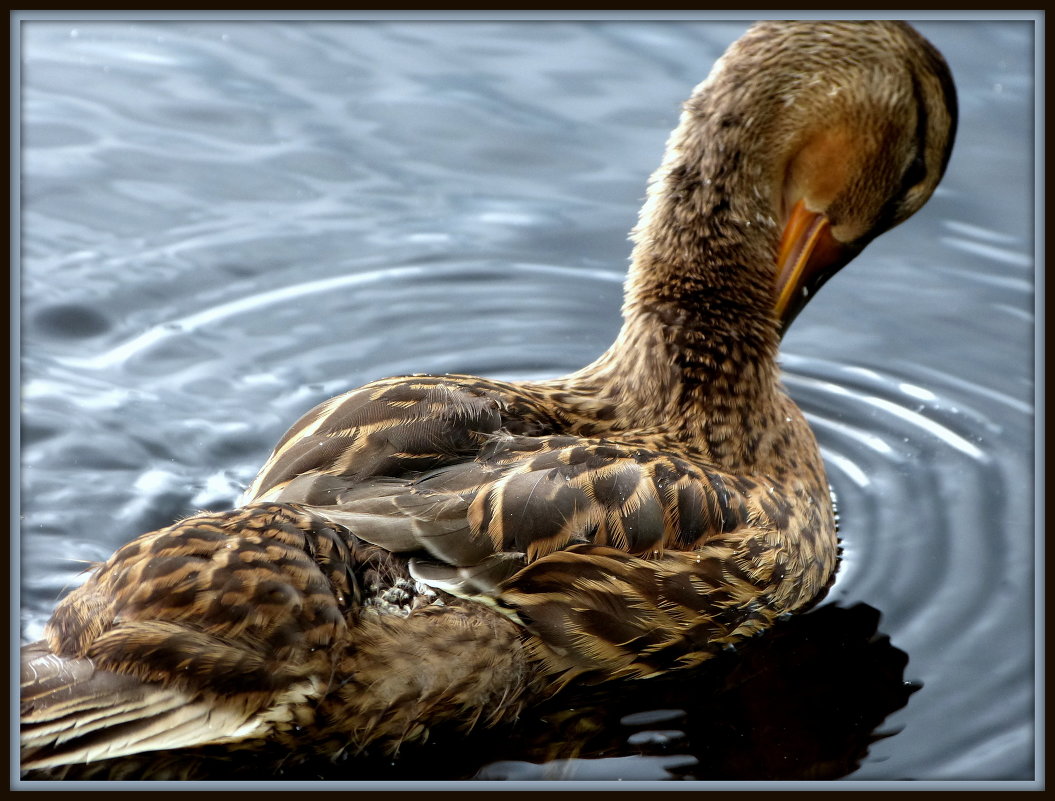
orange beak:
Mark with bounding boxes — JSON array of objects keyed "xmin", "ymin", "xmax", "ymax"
[{"xmin": 774, "ymin": 199, "xmax": 858, "ymax": 337}]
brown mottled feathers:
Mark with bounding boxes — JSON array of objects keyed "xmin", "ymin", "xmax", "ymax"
[
  {"xmin": 21, "ymin": 20, "xmax": 956, "ymax": 776},
  {"xmin": 238, "ymin": 374, "xmax": 837, "ymax": 685},
  {"xmin": 22, "ymin": 504, "xmax": 534, "ymax": 769}
]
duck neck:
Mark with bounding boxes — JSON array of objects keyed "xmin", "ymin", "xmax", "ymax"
[{"xmin": 574, "ymin": 79, "xmax": 791, "ymax": 469}]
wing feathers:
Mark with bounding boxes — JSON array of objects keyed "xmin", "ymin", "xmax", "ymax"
[
  {"xmin": 21, "ymin": 643, "xmax": 263, "ymax": 770},
  {"xmin": 243, "ymin": 377, "xmax": 760, "ymax": 590},
  {"xmin": 290, "ymin": 434, "xmax": 758, "ymax": 596}
]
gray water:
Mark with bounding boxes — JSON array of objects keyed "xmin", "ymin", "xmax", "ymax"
[{"xmin": 17, "ymin": 17, "xmax": 1036, "ymax": 783}]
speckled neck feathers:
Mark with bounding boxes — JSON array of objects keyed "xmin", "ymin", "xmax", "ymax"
[
  {"xmin": 557, "ymin": 47, "xmax": 795, "ymax": 470},
  {"xmin": 556, "ymin": 21, "xmax": 956, "ymax": 473}
]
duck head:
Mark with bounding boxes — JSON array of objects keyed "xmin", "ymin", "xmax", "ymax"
[
  {"xmin": 761, "ymin": 21, "xmax": 959, "ymax": 333},
  {"xmin": 626, "ymin": 21, "xmax": 958, "ymax": 341}
]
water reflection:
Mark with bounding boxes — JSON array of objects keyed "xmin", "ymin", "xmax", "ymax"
[
  {"xmin": 476, "ymin": 604, "xmax": 918, "ymax": 782},
  {"xmin": 23, "ymin": 604, "xmax": 914, "ymax": 781}
]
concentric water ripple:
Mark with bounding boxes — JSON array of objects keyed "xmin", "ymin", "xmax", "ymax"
[{"xmin": 788, "ymin": 356, "xmax": 1033, "ymax": 780}]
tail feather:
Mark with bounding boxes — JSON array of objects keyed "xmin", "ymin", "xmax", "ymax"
[{"xmin": 20, "ymin": 641, "xmax": 264, "ymax": 770}]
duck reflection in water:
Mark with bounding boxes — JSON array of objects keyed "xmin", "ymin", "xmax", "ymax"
[
  {"xmin": 477, "ymin": 603, "xmax": 919, "ymax": 782},
  {"xmin": 21, "ymin": 20, "xmax": 954, "ymax": 781}
]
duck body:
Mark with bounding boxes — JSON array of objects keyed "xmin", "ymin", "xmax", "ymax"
[
  {"xmin": 21, "ymin": 20, "xmax": 956, "ymax": 777},
  {"xmin": 241, "ymin": 367, "xmax": 836, "ymax": 679}
]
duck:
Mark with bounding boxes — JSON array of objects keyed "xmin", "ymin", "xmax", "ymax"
[{"xmin": 21, "ymin": 20, "xmax": 957, "ymax": 777}]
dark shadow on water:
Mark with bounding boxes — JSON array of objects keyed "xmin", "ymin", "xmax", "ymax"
[
  {"xmin": 473, "ymin": 602, "xmax": 920, "ymax": 781},
  {"xmin": 22, "ymin": 603, "xmax": 918, "ymax": 782}
]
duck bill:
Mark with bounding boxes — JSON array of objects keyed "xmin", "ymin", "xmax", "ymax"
[{"xmin": 774, "ymin": 199, "xmax": 858, "ymax": 337}]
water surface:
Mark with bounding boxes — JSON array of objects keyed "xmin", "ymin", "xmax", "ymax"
[{"xmin": 18, "ymin": 17, "xmax": 1036, "ymax": 783}]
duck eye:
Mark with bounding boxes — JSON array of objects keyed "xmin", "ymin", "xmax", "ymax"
[{"xmin": 904, "ymin": 154, "xmax": 927, "ymax": 189}]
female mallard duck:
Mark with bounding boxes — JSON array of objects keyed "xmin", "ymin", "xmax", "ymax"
[{"xmin": 21, "ymin": 20, "xmax": 956, "ymax": 775}]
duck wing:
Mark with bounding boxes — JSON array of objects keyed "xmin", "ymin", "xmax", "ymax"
[
  {"xmin": 245, "ymin": 376, "xmax": 836, "ymax": 683},
  {"xmin": 247, "ymin": 374, "xmax": 765, "ymax": 562},
  {"xmin": 242, "ymin": 374, "xmax": 562, "ymax": 504},
  {"xmin": 246, "ymin": 374, "xmax": 748, "ymax": 572}
]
